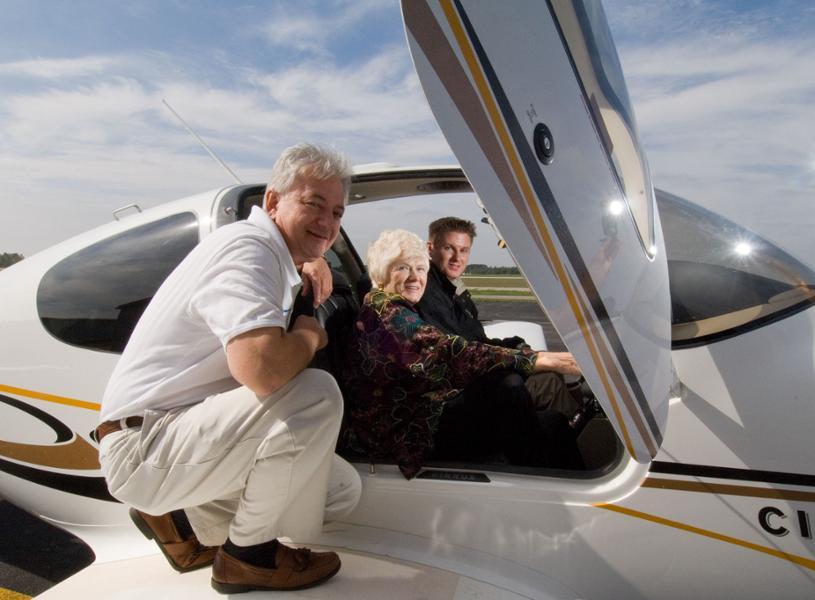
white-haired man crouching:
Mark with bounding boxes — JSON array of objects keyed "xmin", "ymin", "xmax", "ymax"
[{"xmin": 97, "ymin": 143, "xmax": 361, "ymax": 593}]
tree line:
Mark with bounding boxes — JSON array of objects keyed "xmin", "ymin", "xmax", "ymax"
[
  {"xmin": 465, "ymin": 264, "xmax": 520, "ymax": 275},
  {"xmin": 0, "ymin": 253, "xmax": 24, "ymax": 268}
]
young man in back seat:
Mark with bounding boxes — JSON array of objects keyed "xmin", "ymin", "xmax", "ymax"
[{"xmin": 414, "ymin": 217, "xmax": 588, "ymax": 428}]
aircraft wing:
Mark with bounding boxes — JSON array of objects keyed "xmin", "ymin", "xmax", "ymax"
[
  {"xmin": 29, "ymin": 520, "xmax": 576, "ymax": 600},
  {"xmin": 402, "ymin": 0, "xmax": 672, "ymax": 462}
]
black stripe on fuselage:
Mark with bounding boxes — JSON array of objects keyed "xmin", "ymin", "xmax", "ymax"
[
  {"xmin": 0, "ymin": 458, "xmax": 117, "ymax": 502},
  {"xmin": 0, "ymin": 394, "xmax": 73, "ymax": 443},
  {"xmin": 450, "ymin": 0, "xmax": 661, "ymax": 445},
  {"xmin": 651, "ymin": 461, "xmax": 815, "ymax": 488}
]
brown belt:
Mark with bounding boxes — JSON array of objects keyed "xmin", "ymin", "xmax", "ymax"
[{"xmin": 92, "ymin": 416, "xmax": 144, "ymax": 443}]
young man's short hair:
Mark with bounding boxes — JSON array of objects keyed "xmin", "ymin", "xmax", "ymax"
[{"xmin": 428, "ymin": 217, "xmax": 476, "ymax": 244}]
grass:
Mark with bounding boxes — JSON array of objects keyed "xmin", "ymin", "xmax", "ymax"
[
  {"xmin": 462, "ymin": 275, "xmax": 529, "ymax": 289},
  {"xmin": 469, "ymin": 289, "xmax": 533, "ymax": 297},
  {"xmin": 462, "ymin": 275, "xmax": 535, "ymax": 301}
]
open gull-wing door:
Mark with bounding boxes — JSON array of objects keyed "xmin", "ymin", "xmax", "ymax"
[{"xmin": 402, "ymin": 0, "xmax": 672, "ymax": 463}]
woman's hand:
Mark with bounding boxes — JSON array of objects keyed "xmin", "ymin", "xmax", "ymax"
[{"xmin": 534, "ymin": 351, "xmax": 581, "ymax": 376}]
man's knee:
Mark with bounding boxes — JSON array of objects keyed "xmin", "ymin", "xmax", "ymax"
[
  {"xmin": 525, "ymin": 372, "xmax": 580, "ymax": 415},
  {"xmin": 294, "ymin": 368, "xmax": 344, "ymax": 414},
  {"xmin": 253, "ymin": 369, "xmax": 344, "ymax": 443},
  {"xmin": 525, "ymin": 371, "xmax": 565, "ymax": 394}
]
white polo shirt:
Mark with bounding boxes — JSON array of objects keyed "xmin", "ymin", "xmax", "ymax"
[{"xmin": 100, "ymin": 206, "xmax": 302, "ymax": 421}]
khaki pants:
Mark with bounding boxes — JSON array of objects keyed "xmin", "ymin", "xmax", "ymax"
[
  {"xmin": 99, "ymin": 369, "xmax": 361, "ymax": 546},
  {"xmin": 524, "ymin": 372, "xmax": 581, "ymax": 417}
]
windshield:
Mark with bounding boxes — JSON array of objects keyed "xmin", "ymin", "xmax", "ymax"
[{"xmin": 657, "ymin": 190, "xmax": 815, "ymax": 347}]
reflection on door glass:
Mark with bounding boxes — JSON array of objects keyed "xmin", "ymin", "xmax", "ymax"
[{"xmin": 553, "ymin": 0, "xmax": 656, "ymax": 257}]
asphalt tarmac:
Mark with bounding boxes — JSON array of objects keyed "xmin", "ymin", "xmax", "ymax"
[{"xmin": 0, "ymin": 500, "xmax": 94, "ymax": 598}]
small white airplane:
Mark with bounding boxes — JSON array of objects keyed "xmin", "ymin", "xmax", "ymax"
[{"xmin": 1, "ymin": 1, "xmax": 814, "ymax": 598}]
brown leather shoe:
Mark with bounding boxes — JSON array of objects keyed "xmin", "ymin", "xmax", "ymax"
[
  {"xmin": 211, "ymin": 543, "xmax": 341, "ymax": 593},
  {"xmin": 130, "ymin": 508, "xmax": 218, "ymax": 573}
]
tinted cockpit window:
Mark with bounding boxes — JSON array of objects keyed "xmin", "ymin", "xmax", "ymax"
[
  {"xmin": 657, "ymin": 191, "xmax": 815, "ymax": 347},
  {"xmin": 37, "ymin": 213, "xmax": 199, "ymax": 353}
]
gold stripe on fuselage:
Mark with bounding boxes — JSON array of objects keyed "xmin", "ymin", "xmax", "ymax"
[
  {"xmin": 0, "ymin": 384, "xmax": 101, "ymax": 470},
  {"xmin": 0, "ymin": 384, "xmax": 100, "ymax": 411},
  {"xmin": 598, "ymin": 503, "xmax": 815, "ymax": 571}
]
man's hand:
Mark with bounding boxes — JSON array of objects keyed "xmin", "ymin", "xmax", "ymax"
[
  {"xmin": 291, "ymin": 314, "xmax": 328, "ymax": 353},
  {"xmin": 533, "ymin": 351, "xmax": 581, "ymax": 376},
  {"xmin": 301, "ymin": 258, "xmax": 333, "ymax": 308}
]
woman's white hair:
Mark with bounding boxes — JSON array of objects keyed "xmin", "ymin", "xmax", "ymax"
[
  {"xmin": 266, "ymin": 142, "xmax": 352, "ymax": 200},
  {"xmin": 367, "ymin": 229, "xmax": 429, "ymax": 289}
]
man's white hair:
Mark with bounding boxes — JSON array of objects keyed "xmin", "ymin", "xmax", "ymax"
[
  {"xmin": 367, "ymin": 229, "xmax": 429, "ymax": 289},
  {"xmin": 266, "ymin": 142, "xmax": 352, "ymax": 200}
]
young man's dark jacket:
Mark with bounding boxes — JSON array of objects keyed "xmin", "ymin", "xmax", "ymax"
[
  {"xmin": 416, "ymin": 262, "xmax": 584, "ymax": 427},
  {"xmin": 415, "ymin": 263, "xmax": 525, "ymax": 349}
]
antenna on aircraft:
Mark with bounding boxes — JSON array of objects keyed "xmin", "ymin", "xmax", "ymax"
[{"xmin": 161, "ymin": 98, "xmax": 243, "ymax": 184}]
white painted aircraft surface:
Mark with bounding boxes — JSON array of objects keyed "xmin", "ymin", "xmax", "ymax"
[{"xmin": 1, "ymin": 1, "xmax": 814, "ymax": 598}]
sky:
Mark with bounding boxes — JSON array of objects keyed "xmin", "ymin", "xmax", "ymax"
[{"xmin": 1, "ymin": 0, "xmax": 813, "ymax": 267}]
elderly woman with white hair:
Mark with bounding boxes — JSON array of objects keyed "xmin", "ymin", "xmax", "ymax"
[{"xmin": 342, "ymin": 229, "xmax": 582, "ymax": 480}]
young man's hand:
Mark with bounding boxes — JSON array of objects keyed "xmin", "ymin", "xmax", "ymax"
[{"xmin": 534, "ymin": 351, "xmax": 581, "ymax": 376}]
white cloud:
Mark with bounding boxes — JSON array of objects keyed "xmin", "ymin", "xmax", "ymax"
[
  {"xmin": 0, "ymin": 34, "xmax": 452, "ymax": 256},
  {"xmin": 0, "ymin": 42, "xmax": 440, "ymax": 157},
  {"xmin": 250, "ymin": 45, "xmax": 431, "ymax": 130},
  {"xmin": 608, "ymin": 5, "xmax": 815, "ymax": 262},
  {"xmin": 3, "ymin": 1, "xmax": 810, "ymax": 267},
  {"xmin": 259, "ymin": 0, "xmax": 393, "ymax": 56},
  {"xmin": 0, "ymin": 55, "xmax": 119, "ymax": 79},
  {"xmin": 3, "ymin": 78, "xmax": 155, "ymax": 149}
]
